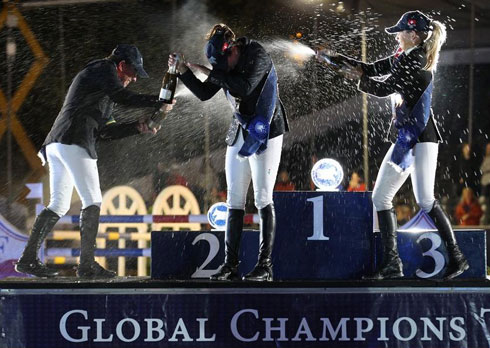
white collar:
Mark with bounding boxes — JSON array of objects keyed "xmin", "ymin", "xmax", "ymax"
[{"xmin": 404, "ymin": 45, "xmax": 418, "ymax": 56}]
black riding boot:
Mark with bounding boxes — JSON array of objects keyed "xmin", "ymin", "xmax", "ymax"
[
  {"xmin": 15, "ymin": 208, "xmax": 60, "ymax": 277},
  {"xmin": 243, "ymin": 204, "xmax": 275, "ymax": 281},
  {"xmin": 428, "ymin": 200, "xmax": 469, "ymax": 279},
  {"xmin": 364, "ymin": 209, "xmax": 403, "ymax": 280},
  {"xmin": 76, "ymin": 205, "xmax": 116, "ymax": 279},
  {"xmin": 210, "ymin": 209, "xmax": 244, "ymax": 281}
]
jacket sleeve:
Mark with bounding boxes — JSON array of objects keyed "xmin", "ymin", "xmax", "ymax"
[
  {"xmin": 207, "ymin": 45, "xmax": 271, "ymax": 97},
  {"xmin": 109, "ymin": 88, "xmax": 163, "ymax": 108},
  {"xmin": 339, "ymin": 55, "xmax": 394, "ymax": 77},
  {"xmin": 358, "ymin": 73, "xmax": 400, "ymax": 97},
  {"xmin": 358, "ymin": 54, "xmax": 421, "ymax": 97},
  {"xmin": 178, "ymin": 69, "xmax": 221, "ymax": 101},
  {"xmin": 98, "ymin": 121, "xmax": 140, "ymax": 140},
  {"xmin": 99, "ymin": 64, "xmax": 163, "ymax": 108}
]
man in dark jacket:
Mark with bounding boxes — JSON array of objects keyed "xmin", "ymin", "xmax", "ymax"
[
  {"xmin": 169, "ymin": 24, "xmax": 288, "ymax": 281},
  {"xmin": 16, "ymin": 44, "xmax": 172, "ymax": 279}
]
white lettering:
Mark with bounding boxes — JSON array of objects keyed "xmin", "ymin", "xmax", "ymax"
[
  {"xmin": 116, "ymin": 318, "xmax": 140, "ymax": 342},
  {"xmin": 320, "ymin": 318, "xmax": 350, "ymax": 341},
  {"xmin": 449, "ymin": 317, "xmax": 466, "ymax": 341},
  {"xmin": 196, "ymin": 318, "xmax": 216, "ymax": 342},
  {"xmin": 144, "ymin": 319, "xmax": 165, "ymax": 342},
  {"xmin": 393, "ymin": 317, "xmax": 417, "ymax": 341},
  {"xmin": 57, "ymin": 308, "xmax": 470, "ymax": 344},
  {"xmin": 307, "ymin": 196, "xmax": 329, "ymax": 240},
  {"xmin": 481, "ymin": 308, "xmax": 490, "ymax": 319},
  {"xmin": 415, "ymin": 232, "xmax": 445, "ymax": 278},
  {"xmin": 292, "ymin": 317, "xmax": 316, "ymax": 341},
  {"xmin": 421, "ymin": 317, "xmax": 445, "ymax": 341},
  {"xmin": 94, "ymin": 319, "xmax": 113, "ymax": 342},
  {"xmin": 354, "ymin": 318, "xmax": 373, "ymax": 341},
  {"xmin": 263, "ymin": 318, "xmax": 288, "ymax": 341},
  {"xmin": 377, "ymin": 317, "xmax": 389, "ymax": 341},
  {"xmin": 59, "ymin": 309, "xmax": 89, "ymax": 343},
  {"xmin": 231, "ymin": 309, "xmax": 259, "ymax": 342},
  {"xmin": 169, "ymin": 318, "xmax": 193, "ymax": 342}
]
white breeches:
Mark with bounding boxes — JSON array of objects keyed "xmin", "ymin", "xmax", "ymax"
[
  {"xmin": 372, "ymin": 142, "xmax": 439, "ymax": 212},
  {"xmin": 45, "ymin": 143, "xmax": 102, "ymax": 216},
  {"xmin": 225, "ymin": 131, "xmax": 283, "ymax": 210}
]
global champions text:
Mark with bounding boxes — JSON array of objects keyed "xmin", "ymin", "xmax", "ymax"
[{"xmin": 56, "ymin": 308, "xmax": 490, "ymax": 344}]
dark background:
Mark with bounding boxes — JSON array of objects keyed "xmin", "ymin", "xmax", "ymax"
[{"xmin": 1, "ymin": 0, "xmax": 489, "ymax": 222}]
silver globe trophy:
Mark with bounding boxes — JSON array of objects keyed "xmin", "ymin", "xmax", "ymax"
[
  {"xmin": 311, "ymin": 158, "xmax": 344, "ymax": 191},
  {"xmin": 207, "ymin": 202, "xmax": 228, "ymax": 230}
]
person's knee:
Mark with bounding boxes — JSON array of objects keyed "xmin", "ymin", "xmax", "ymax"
[
  {"xmin": 418, "ymin": 198, "xmax": 435, "ymax": 213},
  {"xmin": 254, "ymin": 190, "xmax": 273, "ymax": 210},
  {"xmin": 372, "ymin": 191, "xmax": 392, "ymax": 211},
  {"xmin": 227, "ymin": 191, "xmax": 246, "ymax": 210}
]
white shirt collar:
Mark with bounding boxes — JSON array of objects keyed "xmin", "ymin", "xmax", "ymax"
[{"xmin": 404, "ymin": 45, "xmax": 418, "ymax": 56}]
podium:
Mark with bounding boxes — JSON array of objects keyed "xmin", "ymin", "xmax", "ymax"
[
  {"xmin": 152, "ymin": 192, "xmax": 373, "ymax": 280},
  {"xmin": 374, "ymin": 210, "xmax": 487, "ymax": 279},
  {"xmin": 151, "ymin": 192, "xmax": 487, "ymax": 280}
]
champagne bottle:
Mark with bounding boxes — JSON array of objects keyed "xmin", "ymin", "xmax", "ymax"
[
  {"xmin": 147, "ymin": 55, "xmax": 179, "ymax": 129},
  {"xmin": 316, "ymin": 49, "xmax": 344, "ymax": 69},
  {"xmin": 146, "ymin": 106, "xmax": 166, "ymax": 129},
  {"xmin": 159, "ymin": 55, "xmax": 179, "ymax": 103}
]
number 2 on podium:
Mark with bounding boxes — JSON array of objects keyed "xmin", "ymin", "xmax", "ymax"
[{"xmin": 191, "ymin": 233, "xmax": 221, "ymax": 278}]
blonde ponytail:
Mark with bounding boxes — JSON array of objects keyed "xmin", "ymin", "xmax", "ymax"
[{"xmin": 423, "ymin": 20, "xmax": 447, "ymax": 71}]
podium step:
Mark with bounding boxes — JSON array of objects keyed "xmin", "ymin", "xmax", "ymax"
[{"xmin": 151, "ymin": 192, "xmax": 486, "ymax": 280}]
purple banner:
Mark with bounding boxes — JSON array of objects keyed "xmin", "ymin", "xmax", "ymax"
[{"xmin": 1, "ymin": 287, "xmax": 490, "ymax": 348}]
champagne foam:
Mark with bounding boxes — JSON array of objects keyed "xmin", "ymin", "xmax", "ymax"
[{"xmin": 266, "ymin": 40, "xmax": 316, "ymax": 60}]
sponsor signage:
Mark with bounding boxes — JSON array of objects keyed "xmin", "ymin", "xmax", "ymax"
[{"xmin": 2, "ymin": 288, "xmax": 490, "ymax": 347}]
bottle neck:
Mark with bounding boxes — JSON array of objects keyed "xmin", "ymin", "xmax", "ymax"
[{"xmin": 169, "ymin": 63, "xmax": 177, "ymax": 75}]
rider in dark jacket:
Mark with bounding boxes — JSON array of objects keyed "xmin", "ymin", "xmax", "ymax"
[
  {"xmin": 17, "ymin": 44, "xmax": 171, "ymax": 279},
  {"xmin": 170, "ymin": 24, "xmax": 288, "ymax": 281}
]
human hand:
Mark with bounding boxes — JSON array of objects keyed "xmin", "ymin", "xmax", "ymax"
[
  {"xmin": 137, "ymin": 118, "xmax": 160, "ymax": 134},
  {"xmin": 160, "ymin": 99, "xmax": 177, "ymax": 112},
  {"xmin": 169, "ymin": 53, "xmax": 188, "ymax": 74},
  {"xmin": 338, "ymin": 62, "xmax": 363, "ymax": 80},
  {"xmin": 315, "ymin": 48, "xmax": 340, "ymax": 67}
]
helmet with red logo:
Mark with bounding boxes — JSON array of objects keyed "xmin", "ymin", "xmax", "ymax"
[{"xmin": 385, "ymin": 10, "xmax": 433, "ymax": 34}]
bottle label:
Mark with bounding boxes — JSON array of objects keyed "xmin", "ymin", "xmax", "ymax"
[{"xmin": 159, "ymin": 88, "xmax": 172, "ymax": 101}]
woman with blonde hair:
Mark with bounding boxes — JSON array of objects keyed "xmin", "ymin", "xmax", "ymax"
[{"xmin": 319, "ymin": 11, "xmax": 468, "ymax": 280}]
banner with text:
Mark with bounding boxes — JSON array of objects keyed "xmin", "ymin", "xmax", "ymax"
[{"xmin": 2, "ymin": 289, "xmax": 490, "ymax": 348}]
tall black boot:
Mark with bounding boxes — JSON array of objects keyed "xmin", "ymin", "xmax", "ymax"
[
  {"xmin": 428, "ymin": 200, "xmax": 469, "ymax": 279},
  {"xmin": 15, "ymin": 208, "xmax": 60, "ymax": 277},
  {"xmin": 243, "ymin": 204, "xmax": 275, "ymax": 282},
  {"xmin": 210, "ymin": 209, "xmax": 244, "ymax": 281},
  {"xmin": 76, "ymin": 205, "xmax": 116, "ymax": 279},
  {"xmin": 364, "ymin": 209, "xmax": 404, "ymax": 280}
]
